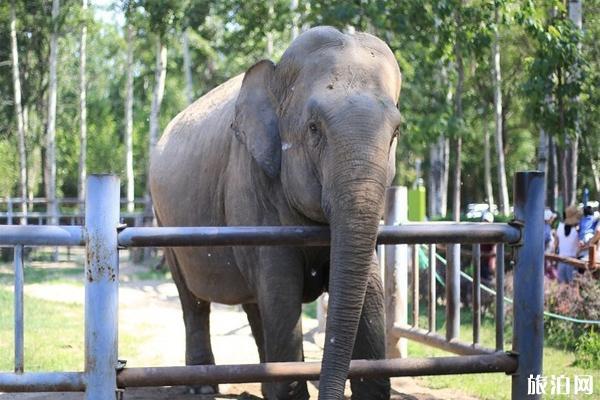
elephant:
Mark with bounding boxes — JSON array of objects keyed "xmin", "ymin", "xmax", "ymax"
[{"xmin": 149, "ymin": 26, "xmax": 402, "ymax": 400}]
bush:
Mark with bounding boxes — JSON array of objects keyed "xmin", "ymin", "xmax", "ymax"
[
  {"xmin": 544, "ymin": 272, "xmax": 600, "ymax": 353},
  {"xmin": 574, "ymin": 329, "xmax": 600, "ymax": 369}
]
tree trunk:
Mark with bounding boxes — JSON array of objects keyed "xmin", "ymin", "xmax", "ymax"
[
  {"xmin": 146, "ymin": 38, "xmax": 167, "ymax": 220},
  {"xmin": 10, "ymin": 1, "xmax": 27, "ymax": 225},
  {"xmin": 125, "ymin": 23, "xmax": 135, "ymax": 213},
  {"xmin": 182, "ymin": 29, "xmax": 194, "ymax": 105},
  {"xmin": 78, "ymin": 0, "xmax": 88, "ymax": 214},
  {"xmin": 567, "ymin": 0, "xmax": 582, "ymax": 206},
  {"xmin": 492, "ymin": 5, "xmax": 509, "ymax": 215},
  {"xmin": 483, "ymin": 119, "xmax": 494, "ymax": 210},
  {"xmin": 427, "ymin": 135, "xmax": 449, "ymax": 218},
  {"xmin": 266, "ymin": 2, "xmax": 274, "ymax": 57},
  {"xmin": 290, "ymin": 0, "xmax": 299, "ymax": 40},
  {"xmin": 549, "ymin": 136, "xmax": 559, "ymax": 211},
  {"xmin": 452, "ymin": 39, "xmax": 464, "ymax": 222},
  {"xmin": 45, "ymin": 0, "xmax": 60, "ymax": 226},
  {"xmin": 538, "ymin": 130, "xmax": 549, "ymax": 204}
]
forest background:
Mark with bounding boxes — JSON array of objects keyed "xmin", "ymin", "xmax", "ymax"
[{"xmin": 1, "ymin": 0, "xmax": 599, "ymax": 221}]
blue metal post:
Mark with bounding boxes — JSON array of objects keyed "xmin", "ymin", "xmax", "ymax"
[
  {"xmin": 84, "ymin": 175, "xmax": 120, "ymax": 400},
  {"xmin": 511, "ymin": 171, "xmax": 544, "ymax": 399},
  {"xmin": 14, "ymin": 244, "xmax": 24, "ymax": 373}
]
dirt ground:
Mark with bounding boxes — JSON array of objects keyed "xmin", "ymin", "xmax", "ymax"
[{"xmin": 0, "ymin": 252, "xmax": 478, "ymax": 400}]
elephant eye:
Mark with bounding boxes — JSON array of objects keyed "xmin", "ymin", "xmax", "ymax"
[{"xmin": 309, "ymin": 122, "xmax": 319, "ymax": 133}]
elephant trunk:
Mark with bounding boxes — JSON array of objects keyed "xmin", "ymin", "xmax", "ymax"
[{"xmin": 318, "ymin": 141, "xmax": 388, "ymax": 399}]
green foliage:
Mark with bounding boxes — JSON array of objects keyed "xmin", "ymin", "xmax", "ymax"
[
  {"xmin": 544, "ymin": 272, "xmax": 600, "ymax": 350},
  {"xmin": 0, "ymin": 0, "xmax": 599, "ymax": 206},
  {"xmin": 575, "ymin": 329, "xmax": 600, "ymax": 369}
]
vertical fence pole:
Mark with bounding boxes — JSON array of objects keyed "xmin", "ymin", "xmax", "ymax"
[
  {"xmin": 411, "ymin": 244, "xmax": 419, "ymax": 328},
  {"xmin": 495, "ymin": 243, "xmax": 505, "ymax": 351},
  {"xmin": 511, "ymin": 171, "xmax": 544, "ymax": 400},
  {"xmin": 14, "ymin": 244, "xmax": 24, "ymax": 373},
  {"xmin": 384, "ymin": 186, "xmax": 408, "ymax": 358},
  {"xmin": 446, "ymin": 243, "xmax": 460, "ymax": 340},
  {"xmin": 472, "ymin": 244, "xmax": 481, "ymax": 345},
  {"xmin": 7, "ymin": 199, "xmax": 13, "ymax": 225},
  {"xmin": 85, "ymin": 175, "xmax": 120, "ymax": 400},
  {"xmin": 428, "ymin": 244, "xmax": 436, "ymax": 333}
]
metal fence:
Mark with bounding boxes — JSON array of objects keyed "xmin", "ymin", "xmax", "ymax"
[{"xmin": 0, "ymin": 172, "xmax": 545, "ymax": 399}]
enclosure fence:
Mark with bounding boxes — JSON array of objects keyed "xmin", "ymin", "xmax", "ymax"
[{"xmin": 0, "ymin": 172, "xmax": 545, "ymax": 399}]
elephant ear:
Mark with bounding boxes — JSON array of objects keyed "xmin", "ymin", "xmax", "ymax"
[{"xmin": 232, "ymin": 60, "xmax": 281, "ymax": 178}]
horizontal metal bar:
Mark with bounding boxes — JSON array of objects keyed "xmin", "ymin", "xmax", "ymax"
[
  {"xmin": 0, "ymin": 372, "xmax": 85, "ymax": 392},
  {"xmin": 0, "ymin": 225, "xmax": 85, "ymax": 246},
  {"xmin": 118, "ymin": 354, "xmax": 517, "ymax": 387},
  {"xmin": 118, "ymin": 223, "xmax": 520, "ymax": 247},
  {"xmin": 392, "ymin": 325, "xmax": 497, "ymax": 356}
]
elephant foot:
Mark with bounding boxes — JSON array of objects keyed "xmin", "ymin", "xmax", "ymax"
[
  {"xmin": 188, "ymin": 384, "xmax": 219, "ymax": 395},
  {"xmin": 262, "ymin": 380, "xmax": 309, "ymax": 400},
  {"xmin": 350, "ymin": 377, "xmax": 390, "ymax": 399}
]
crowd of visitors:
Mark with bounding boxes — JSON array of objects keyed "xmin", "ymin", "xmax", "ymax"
[{"xmin": 544, "ymin": 203, "xmax": 600, "ymax": 284}]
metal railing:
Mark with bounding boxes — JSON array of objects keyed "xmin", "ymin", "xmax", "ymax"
[{"xmin": 0, "ymin": 171, "xmax": 545, "ymax": 399}]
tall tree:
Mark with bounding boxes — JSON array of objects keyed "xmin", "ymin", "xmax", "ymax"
[
  {"xmin": 78, "ymin": 0, "xmax": 88, "ymax": 211},
  {"xmin": 182, "ymin": 29, "xmax": 194, "ymax": 105},
  {"xmin": 483, "ymin": 119, "xmax": 494, "ymax": 210},
  {"xmin": 10, "ymin": 0, "xmax": 27, "ymax": 224},
  {"xmin": 125, "ymin": 21, "xmax": 135, "ymax": 213},
  {"xmin": 492, "ymin": 1, "xmax": 510, "ymax": 215},
  {"xmin": 46, "ymin": 0, "xmax": 60, "ymax": 226},
  {"xmin": 567, "ymin": 0, "xmax": 582, "ymax": 205}
]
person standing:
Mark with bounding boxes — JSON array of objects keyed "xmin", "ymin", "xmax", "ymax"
[
  {"xmin": 544, "ymin": 208, "xmax": 557, "ymax": 279},
  {"xmin": 556, "ymin": 205, "xmax": 581, "ymax": 284}
]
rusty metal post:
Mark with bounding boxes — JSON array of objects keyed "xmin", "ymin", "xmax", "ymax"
[
  {"xmin": 495, "ymin": 243, "xmax": 505, "ymax": 351},
  {"xmin": 412, "ymin": 244, "xmax": 419, "ymax": 328},
  {"xmin": 511, "ymin": 171, "xmax": 544, "ymax": 400},
  {"xmin": 472, "ymin": 244, "xmax": 481, "ymax": 345},
  {"xmin": 85, "ymin": 175, "xmax": 120, "ymax": 400},
  {"xmin": 428, "ymin": 244, "xmax": 436, "ymax": 332},
  {"xmin": 384, "ymin": 186, "xmax": 408, "ymax": 358},
  {"xmin": 446, "ymin": 243, "xmax": 460, "ymax": 340}
]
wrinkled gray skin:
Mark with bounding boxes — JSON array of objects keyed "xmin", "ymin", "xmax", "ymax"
[{"xmin": 150, "ymin": 26, "xmax": 401, "ymax": 400}]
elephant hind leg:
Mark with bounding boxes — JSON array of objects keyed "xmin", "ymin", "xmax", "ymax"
[
  {"xmin": 243, "ymin": 303, "xmax": 266, "ymax": 363},
  {"xmin": 164, "ymin": 248, "xmax": 217, "ymax": 394}
]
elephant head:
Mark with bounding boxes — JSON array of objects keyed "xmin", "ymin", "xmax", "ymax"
[{"xmin": 232, "ymin": 26, "xmax": 401, "ymax": 399}]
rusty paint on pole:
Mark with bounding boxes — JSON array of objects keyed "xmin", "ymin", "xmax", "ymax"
[{"xmin": 84, "ymin": 175, "xmax": 120, "ymax": 400}]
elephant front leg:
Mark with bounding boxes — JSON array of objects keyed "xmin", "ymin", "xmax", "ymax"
[
  {"xmin": 254, "ymin": 249, "xmax": 309, "ymax": 400},
  {"xmin": 165, "ymin": 249, "xmax": 217, "ymax": 395},
  {"xmin": 350, "ymin": 259, "xmax": 390, "ymax": 399}
]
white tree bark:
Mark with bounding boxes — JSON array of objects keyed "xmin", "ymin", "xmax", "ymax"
[
  {"xmin": 483, "ymin": 120, "xmax": 494, "ymax": 210},
  {"xmin": 10, "ymin": 1, "xmax": 27, "ymax": 225},
  {"xmin": 46, "ymin": 0, "xmax": 60, "ymax": 226},
  {"xmin": 182, "ymin": 29, "xmax": 194, "ymax": 105},
  {"xmin": 125, "ymin": 23, "xmax": 135, "ymax": 213},
  {"xmin": 290, "ymin": 0, "xmax": 299, "ymax": 40},
  {"xmin": 148, "ymin": 39, "xmax": 167, "ymax": 162},
  {"xmin": 493, "ymin": 5, "xmax": 510, "ymax": 215},
  {"xmin": 427, "ymin": 136, "xmax": 449, "ymax": 217},
  {"xmin": 266, "ymin": 1, "xmax": 274, "ymax": 57},
  {"xmin": 146, "ymin": 38, "xmax": 167, "ymax": 209},
  {"xmin": 78, "ymin": 0, "xmax": 88, "ymax": 212},
  {"xmin": 568, "ymin": 0, "xmax": 582, "ymax": 206},
  {"xmin": 452, "ymin": 38, "xmax": 464, "ymax": 222}
]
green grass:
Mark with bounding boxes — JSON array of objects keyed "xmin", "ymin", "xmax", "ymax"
[{"xmin": 404, "ymin": 306, "xmax": 600, "ymax": 399}]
